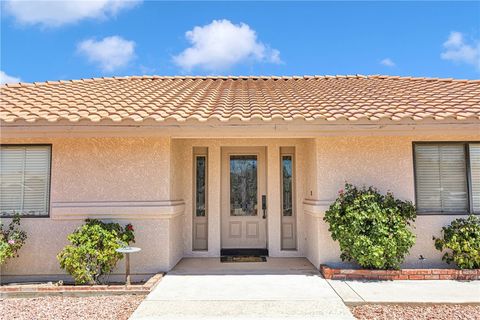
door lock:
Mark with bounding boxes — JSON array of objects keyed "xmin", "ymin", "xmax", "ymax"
[{"xmin": 262, "ymin": 195, "xmax": 267, "ymax": 219}]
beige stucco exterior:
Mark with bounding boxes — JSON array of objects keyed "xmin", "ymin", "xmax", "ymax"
[
  {"xmin": 0, "ymin": 137, "xmax": 183, "ymax": 282},
  {"xmin": 1, "ymin": 131, "xmax": 479, "ymax": 281},
  {"xmin": 305, "ymin": 134, "xmax": 480, "ymax": 268}
]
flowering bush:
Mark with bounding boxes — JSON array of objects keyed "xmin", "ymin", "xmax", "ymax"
[
  {"xmin": 57, "ymin": 219, "xmax": 135, "ymax": 284},
  {"xmin": 0, "ymin": 213, "xmax": 27, "ymax": 265},
  {"xmin": 434, "ymin": 215, "xmax": 480, "ymax": 269},
  {"xmin": 324, "ymin": 183, "xmax": 416, "ymax": 269}
]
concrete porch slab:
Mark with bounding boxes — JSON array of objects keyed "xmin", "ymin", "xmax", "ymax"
[
  {"xmin": 168, "ymin": 257, "xmax": 321, "ymax": 275},
  {"xmin": 129, "ymin": 258, "xmax": 354, "ymax": 320},
  {"xmin": 328, "ymin": 279, "xmax": 480, "ymax": 305}
]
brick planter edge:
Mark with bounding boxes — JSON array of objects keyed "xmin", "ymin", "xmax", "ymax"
[
  {"xmin": 320, "ymin": 265, "xmax": 480, "ymax": 280},
  {"xmin": 0, "ymin": 273, "xmax": 163, "ymax": 298}
]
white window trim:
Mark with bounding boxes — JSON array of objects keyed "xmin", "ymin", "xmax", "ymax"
[
  {"xmin": 413, "ymin": 141, "xmax": 480, "ymax": 215},
  {"xmin": 0, "ymin": 144, "xmax": 52, "ymax": 218}
]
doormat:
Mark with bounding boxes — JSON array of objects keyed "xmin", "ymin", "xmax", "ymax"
[
  {"xmin": 221, "ymin": 248, "xmax": 268, "ymax": 256},
  {"xmin": 220, "ymin": 256, "xmax": 267, "ymax": 263}
]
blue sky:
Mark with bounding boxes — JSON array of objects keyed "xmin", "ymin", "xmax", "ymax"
[{"xmin": 1, "ymin": 1, "xmax": 479, "ymax": 83}]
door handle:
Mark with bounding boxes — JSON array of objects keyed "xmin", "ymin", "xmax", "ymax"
[{"xmin": 262, "ymin": 195, "xmax": 267, "ymax": 219}]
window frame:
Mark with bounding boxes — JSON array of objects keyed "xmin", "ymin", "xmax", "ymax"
[
  {"xmin": 193, "ymin": 153, "xmax": 208, "ymax": 218},
  {"xmin": 229, "ymin": 154, "xmax": 258, "ymax": 216},
  {"xmin": 0, "ymin": 143, "xmax": 52, "ymax": 218},
  {"xmin": 192, "ymin": 147, "xmax": 208, "ymax": 251},
  {"xmin": 280, "ymin": 153, "xmax": 295, "ymax": 217},
  {"xmin": 280, "ymin": 146, "xmax": 297, "ymax": 251},
  {"xmin": 412, "ymin": 141, "xmax": 479, "ymax": 215}
]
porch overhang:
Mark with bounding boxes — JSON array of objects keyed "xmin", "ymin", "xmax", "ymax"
[{"xmin": 1, "ymin": 118, "xmax": 479, "ymax": 139}]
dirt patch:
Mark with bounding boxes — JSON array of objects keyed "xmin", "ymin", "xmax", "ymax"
[
  {"xmin": 350, "ymin": 304, "xmax": 480, "ymax": 320},
  {"xmin": 0, "ymin": 295, "xmax": 144, "ymax": 320}
]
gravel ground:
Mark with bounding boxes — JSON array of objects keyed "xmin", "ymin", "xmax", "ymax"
[
  {"xmin": 350, "ymin": 304, "xmax": 480, "ymax": 320},
  {"xmin": 0, "ymin": 295, "xmax": 144, "ymax": 320}
]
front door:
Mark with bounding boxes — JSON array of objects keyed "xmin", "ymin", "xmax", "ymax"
[{"xmin": 221, "ymin": 147, "xmax": 267, "ymax": 249}]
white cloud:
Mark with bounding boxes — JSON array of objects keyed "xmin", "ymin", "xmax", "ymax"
[
  {"xmin": 380, "ymin": 58, "xmax": 395, "ymax": 67},
  {"xmin": 3, "ymin": 0, "xmax": 141, "ymax": 27},
  {"xmin": 173, "ymin": 19, "xmax": 281, "ymax": 72},
  {"xmin": 441, "ymin": 31, "xmax": 480, "ymax": 70},
  {"xmin": 77, "ymin": 36, "xmax": 135, "ymax": 72},
  {"xmin": 0, "ymin": 71, "xmax": 21, "ymax": 84}
]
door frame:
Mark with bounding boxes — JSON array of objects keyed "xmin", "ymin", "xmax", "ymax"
[{"xmin": 220, "ymin": 146, "xmax": 268, "ymax": 250}]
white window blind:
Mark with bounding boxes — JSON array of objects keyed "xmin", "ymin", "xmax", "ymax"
[
  {"xmin": 0, "ymin": 145, "xmax": 51, "ymax": 216},
  {"xmin": 414, "ymin": 144, "xmax": 468, "ymax": 213},
  {"xmin": 470, "ymin": 144, "xmax": 480, "ymax": 213}
]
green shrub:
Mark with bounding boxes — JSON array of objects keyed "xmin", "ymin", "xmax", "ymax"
[
  {"xmin": 433, "ymin": 215, "xmax": 480, "ymax": 269},
  {"xmin": 324, "ymin": 183, "xmax": 416, "ymax": 269},
  {"xmin": 57, "ymin": 219, "xmax": 135, "ymax": 284},
  {"xmin": 0, "ymin": 213, "xmax": 27, "ymax": 265}
]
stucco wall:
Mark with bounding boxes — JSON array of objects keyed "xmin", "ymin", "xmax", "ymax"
[
  {"xmin": 2, "ymin": 133, "xmax": 479, "ymax": 279},
  {"xmin": 303, "ymin": 139, "xmax": 318, "ymax": 200},
  {"xmin": 0, "ymin": 137, "xmax": 183, "ymax": 281},
  {"xmin": 0, "ymin": 219, "xmax": 172, "ymax": 282},
  {"xmin": 306, "ymin": 134, "xmax": 480, "ymax": 269},
  {"xmin": 168, "ymin": 214, "xmax": 185, "ymax": 269},
  {"xmin": 52, "ymin": 137, "xmax": 171, "ymax": 201}
]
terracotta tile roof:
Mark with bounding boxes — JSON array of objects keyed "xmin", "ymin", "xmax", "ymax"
[{"xmin": 1, "ymin": 75, "xmax": 479, "ymax": 124}]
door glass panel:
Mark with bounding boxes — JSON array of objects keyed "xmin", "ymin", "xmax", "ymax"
[
  {"xmin": 282, "ymin": 155, "xmax": 293, "ymax": 216},
  {"xmin": 230, "ymin": 155, "xmax": 258, "ymax": 216},
  {"xmin": 195, "ymin": 156, "xmax": 206, "ymax": 217}
]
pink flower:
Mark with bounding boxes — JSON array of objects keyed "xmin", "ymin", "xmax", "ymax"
[
  {"xmin": 338, "ymin": 189, "xmax": 344, "ymax": 194},
  {"xmin": 8, "ymin": 239, "xmax": 15, "ymax": 245}
]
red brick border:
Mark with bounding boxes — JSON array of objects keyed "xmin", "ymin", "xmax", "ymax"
[
  {"xmin": 0, "ymin": 273, "xmax": 163, "ymax": 297},
  {"xmin": 320, "ymin": 265, "xmax": 480, "ymax": 281}
]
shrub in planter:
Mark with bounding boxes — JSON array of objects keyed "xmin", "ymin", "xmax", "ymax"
[
  {"xmin": 324, "ymin": 183, "xmax": 416, "ymax": 269},
  {"xmin": 57, "ymin": 219, "xmax": 135, "ymax": 284},
  {"xmin": 433, "ymin": 215, "xmax": 480, "ymax": 269},
  {"xmin": 0, "ymin": 213, "xmax": 27, "ymax": 265}
]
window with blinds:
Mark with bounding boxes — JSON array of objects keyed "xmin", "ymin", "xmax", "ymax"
[
  {"xmin": 414, "ymin": 143, "xmax": 479, "ymax": 214},
  {"xmin": 470, "ymin": 144, "xmax": 480, "ymax": 213},
  {"xmin": 0, "ymin": 145, "xmax": 51, "ymax": 217}
]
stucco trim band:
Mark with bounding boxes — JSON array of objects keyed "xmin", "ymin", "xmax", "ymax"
[
  {"xmin": 51, "ymin": 200, "xmax": 185, "ymax": 220},
  {"xmin": 303, "ymin": 199, "xmax": 334, "ymax": 218}
]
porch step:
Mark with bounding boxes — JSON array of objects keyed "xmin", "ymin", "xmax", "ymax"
[{"xmin": 130, "ymin": 300, "xmax": 354, "ymax": 319}]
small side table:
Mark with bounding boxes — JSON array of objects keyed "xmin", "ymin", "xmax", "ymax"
[{"xmin": 116, "ymin": 246, "xmax": 141, "ymax": 286}]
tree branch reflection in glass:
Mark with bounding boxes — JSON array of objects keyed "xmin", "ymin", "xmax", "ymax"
[{"xmin": 230, "ymin": 155, "xmax": 258, "ymax": 216}]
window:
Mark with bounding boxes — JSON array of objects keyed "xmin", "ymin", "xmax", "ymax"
[
  {"xmin": 230, "ymin": 155, "xmax": 258, "ymax": 216},
  {"xmin": 470, "ymin": 144, "xmax": 480, "ymax": 213},
  {"xmin": 280, "ymin": 147, "xmax": 296, "ymax": 250},
  {"xmin": 414, "ymin": 143, "xmax": 480, "ymax": 214},
  {"xmin": 195, "ymin": 155, "xmax": 207, "ymax": 217},
  {"xmin": 281, "ymin": 155, "xmax": 293, "ymax": 216},
  {"xmin": 0, "ymin": 145, "xmax": 51, "ymax": 217},
  {"xmin": 193, "ymin": 147, "xmax": 208, "ymax": 251}
]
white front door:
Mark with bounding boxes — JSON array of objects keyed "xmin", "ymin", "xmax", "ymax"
[{"xmin": 221, "ymin": 147, "xmax": 267, "ymax": 249}]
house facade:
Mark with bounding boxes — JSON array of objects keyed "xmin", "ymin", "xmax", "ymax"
[{"xmin": 1, "ymin": 75, "xmax": 479, "ymax": 282}]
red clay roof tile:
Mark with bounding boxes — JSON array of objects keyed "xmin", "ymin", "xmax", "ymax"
[{"xmin": 1, "ymin": 75, "xmax": 479, "ymax": 124}]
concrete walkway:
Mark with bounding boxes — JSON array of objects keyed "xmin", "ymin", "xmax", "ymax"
[
  {"xmin": 130, "ymin": 258, "xmax": 354, "ymax": 320},
  {"xmin": 328, "ymin": 279, "xmax": 480, "ymax": 305}
]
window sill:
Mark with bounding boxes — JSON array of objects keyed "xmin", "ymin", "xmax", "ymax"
[
  {"xmin": 416, "ymin": 212, "xmax": 476, "ymax": 216},
  {"xmin": 0, "ymin": 215, "xmax": 50, "ymax": 219}
]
